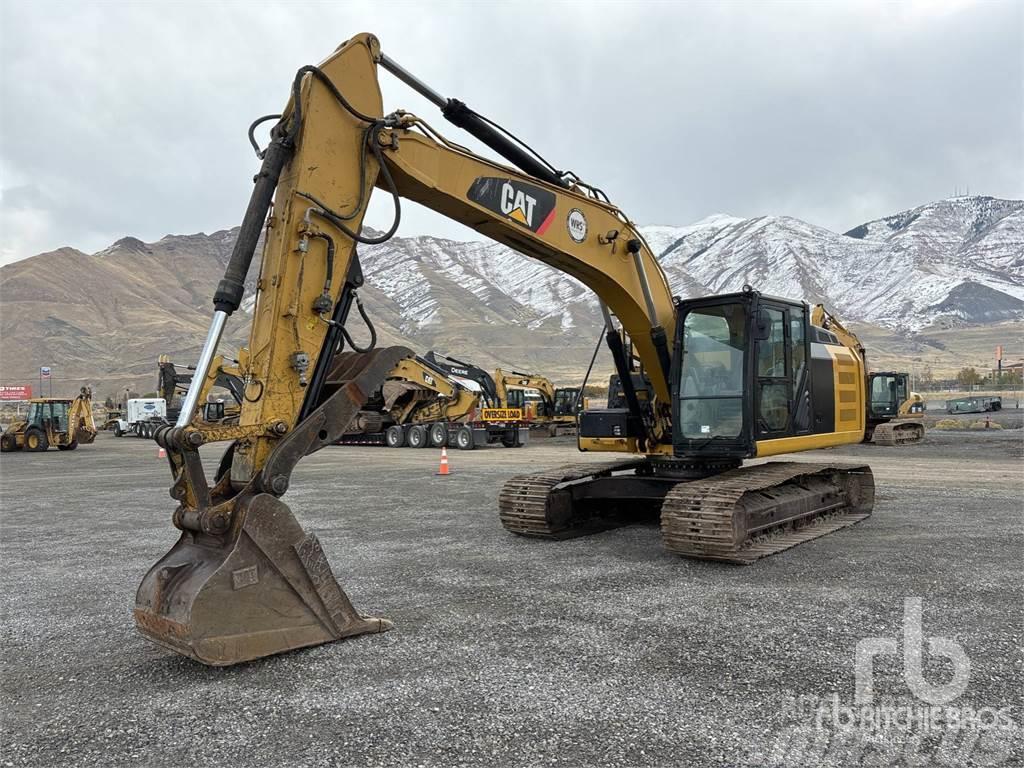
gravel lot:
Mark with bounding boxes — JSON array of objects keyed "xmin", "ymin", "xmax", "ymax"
[{"xmin": 1, "ymin": 430, "xmax": 1021, "ymax": 767}]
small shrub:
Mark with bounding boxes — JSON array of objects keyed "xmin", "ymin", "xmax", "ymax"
[{"xmin": 968, "ymin": 420, "xmax": 1003, "ymax": 430}]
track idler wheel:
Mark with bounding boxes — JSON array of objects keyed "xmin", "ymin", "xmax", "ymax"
[{"xmin": 134, "ymin": 493, "xmax": 391, "ymax": 666}]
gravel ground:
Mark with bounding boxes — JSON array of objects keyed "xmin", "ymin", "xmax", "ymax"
[{"xmin": 1, "ymin": 431, "xmax": 1021, "ymax": 767}]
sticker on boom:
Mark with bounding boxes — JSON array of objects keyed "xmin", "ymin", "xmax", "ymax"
[
  {"xmin": 566, "ymin": 208, "xmax": 587, "ymax": 243},
  {"xmin": 467, "ymin": 178, "xmax": 557, "ymax": 235},
  {"xmin": 481, "ymin": 408, "xmax": 523, "ymax": 421}
]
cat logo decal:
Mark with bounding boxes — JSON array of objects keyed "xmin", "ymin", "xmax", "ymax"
[{"xmin": 467, "ymin": 177, "xmax": 557, "ymax": 235}]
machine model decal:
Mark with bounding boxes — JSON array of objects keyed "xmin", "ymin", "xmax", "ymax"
[
  {"xmin": 566, "ymin": 208, "xmax": 587, "ymax": 243},
  {"xmin": 467, "ymin": 177, "xmax": 557, "ymax": 234}
]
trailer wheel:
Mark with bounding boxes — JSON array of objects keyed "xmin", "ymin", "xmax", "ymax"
[
  {"xmin": 407, "ymin": 425, "xmax": 428, "ymax": 448},
  {"xmin": 455, "ymin": 426, "xmax": 474, "ymax": 451},
  {"xmin": 385, "ymin": 426, "xmax": 405, "ymax": 448},
  {"xmin": 501, "ymin": 433, "xmax": 517, "ymax": 448},
  {"xmin": 429, "ymin": 423, "xmax": 448, "ymax": 448},
  {"xmin": 24, "ymin": 427, "xmax": 49, "ymax": 452}
]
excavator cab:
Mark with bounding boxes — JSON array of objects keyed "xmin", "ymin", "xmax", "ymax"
[
  {"xmin": 585, "ymin": 290, "xmax": 822, "ymax": 459},
  {"xmin": 672, "ymin": 290, "xmax": 814, "ymax": 460},
  {"xmin": 868, "ymin": 372, "xmax": 908, "ymax": 419},
  {"xmin": 552, "ymin": 388, "xmax": 580, "ymax": 417},
  {"xmin": 505, "ymin": 388, "xmax": 526, "ymax": 410}
]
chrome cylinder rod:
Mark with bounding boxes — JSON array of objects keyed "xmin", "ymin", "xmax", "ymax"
[
  {"xmin": 176, "ymin": 310, "xmax": 228, "ymax": 428},
  {"xmin": 378, "ymin": 53, "xmax": 447, "ymax": 109},
  {"xmin": 631, "ymin": 249, "xmax": 660, "ymax": 327}
]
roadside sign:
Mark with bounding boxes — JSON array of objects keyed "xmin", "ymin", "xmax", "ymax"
[
  {"xmin": 39, "ymin": 366, "xmax": 51, "ymax": 379},
  {"xmin": 0, "ymin": 385, "xmax": 32, "ymax": 401}
]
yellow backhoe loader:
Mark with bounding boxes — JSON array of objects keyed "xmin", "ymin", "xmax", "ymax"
[
  {"xmin": 0, "ymin": 388, "xmax": 97, "ymax": 452},
  {"xmin": 135, "ymin": 34, "xmax": 876, "ymax": 666},
  {"xmin": 811, "ymin": 306, "xmax": 925, "ymax": 445}
]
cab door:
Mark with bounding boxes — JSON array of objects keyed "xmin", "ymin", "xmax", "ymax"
[{"xmin": 754, "ymin": 303, "xmax": 811, "ymax": 439}]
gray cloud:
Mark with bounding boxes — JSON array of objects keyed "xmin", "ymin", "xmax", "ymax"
[{"xmin": 1, "ymin": 0, "xmax": 1021, "ymax": 264}]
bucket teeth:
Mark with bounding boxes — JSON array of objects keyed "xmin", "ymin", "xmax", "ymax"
[{"xmin": 135, "ymin": 493, "xmax": 390, "ymax": 666}]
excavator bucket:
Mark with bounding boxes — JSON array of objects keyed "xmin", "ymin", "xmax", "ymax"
[
  {"xmin": 134, "ymin": 493, "xmax": 391, "ymax": 665},
  {"xmin": 134, "ymin": 347, "xmax": 413, "ymax": 666}
]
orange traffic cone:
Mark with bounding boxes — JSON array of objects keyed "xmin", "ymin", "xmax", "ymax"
[
  {"xmin": 436, "ymin": 446, "xmax": 452, "ymax": 476},
  {"xmin": 157, "ymin": 446, "xmax": 167, "ymax": 459}
]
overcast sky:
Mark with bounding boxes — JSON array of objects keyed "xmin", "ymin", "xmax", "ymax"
[{"xmin": 1, "ymin": 0, "xmax": 1021, "ymax": 265}]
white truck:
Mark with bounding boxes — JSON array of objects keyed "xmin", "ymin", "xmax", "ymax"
[{"xmin": 114, "ymin": 398, "xmax": 168, "ymax": 438}]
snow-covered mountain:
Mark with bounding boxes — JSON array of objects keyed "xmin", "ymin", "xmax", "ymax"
[
  {"xmin": 1, "ymin": 196, "xmax": 1020, "ymax": 395},
  {"xmin": 355, "ymin": 195, "xmax": 1023, "ymax": 335}
]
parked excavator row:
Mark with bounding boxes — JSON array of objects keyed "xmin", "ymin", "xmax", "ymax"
[
  {"xmin": 135, "ymin": 33, "xmax": 879, "ymax": 666},
  {"xmin": 1, "ymin": 388, "xmax": 97, "ymax": 452},
  {"xmin": 810, "ymin": 306, "xmax": 925, "ymax": 445},
  {"xmin": 421, "ymin": 351, "xmax": 581, "ymax": 436},
  {"xmin": 336, "ymin": 352, "xmax": 526, "ymax": 449},
  {"xmin": 493, "ymin": 369, "xmax": 581, "ymax": 436}
]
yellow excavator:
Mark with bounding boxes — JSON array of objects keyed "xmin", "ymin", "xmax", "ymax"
[
  {"xmin": 494, "ymin": 369, "xmax": 580, "ymax": 436},
  {"xmin": 136, "ymin": 34, "xmax": 875, "ymax": 666},
  {"xmin": 1, "ymin": 388, "xmax": 97, "ymax": 452},
  {"xmin": 865, "ymin": 372, "xmax": 925, "ymax": 445},
  {"xmin": 811, "ymin": 306, "xmax": 925, "ymax": 445}
]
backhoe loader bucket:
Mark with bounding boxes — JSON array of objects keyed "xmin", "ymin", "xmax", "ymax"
[{"xmin": 134, "ymin": 492, "xmax": 391, "ymax": 666}]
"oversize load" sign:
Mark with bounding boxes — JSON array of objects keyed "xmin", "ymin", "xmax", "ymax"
[{"xmin": 481, "ymin": 408, "xmax": 523, "ymax": 422}]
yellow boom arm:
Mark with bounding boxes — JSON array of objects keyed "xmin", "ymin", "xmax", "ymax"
[
  {"xmin": 163, "ymin": 32, "xmax": 678, "ymax": 501},
  {"xmin": 493, "ymin": 369, "xmax": 557, "ymax": 410}
]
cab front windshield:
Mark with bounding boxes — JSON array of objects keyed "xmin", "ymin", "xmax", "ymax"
[
  {"xmin": 27, "ymin": 401, "xmax": 69, "ymax": 431},
  {"xmin": 679, "ymin": 304, "xmax": 747, "ymax": 440},
  {"xmin": 553, "ymin": 389, "xmax": 579, "ymax": 416},
  {"xmin": 870, "ymin": 375, "xmax": 906, "ymax": 417}
]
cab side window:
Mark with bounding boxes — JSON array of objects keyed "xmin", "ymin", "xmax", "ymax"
[
  {"xmin": 790, "ymin": 311, "xmax": 810, "ymax": 432},
  {"xmin": 757, "ymin": 309, "xmax": 790, "ymax": 433}
]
